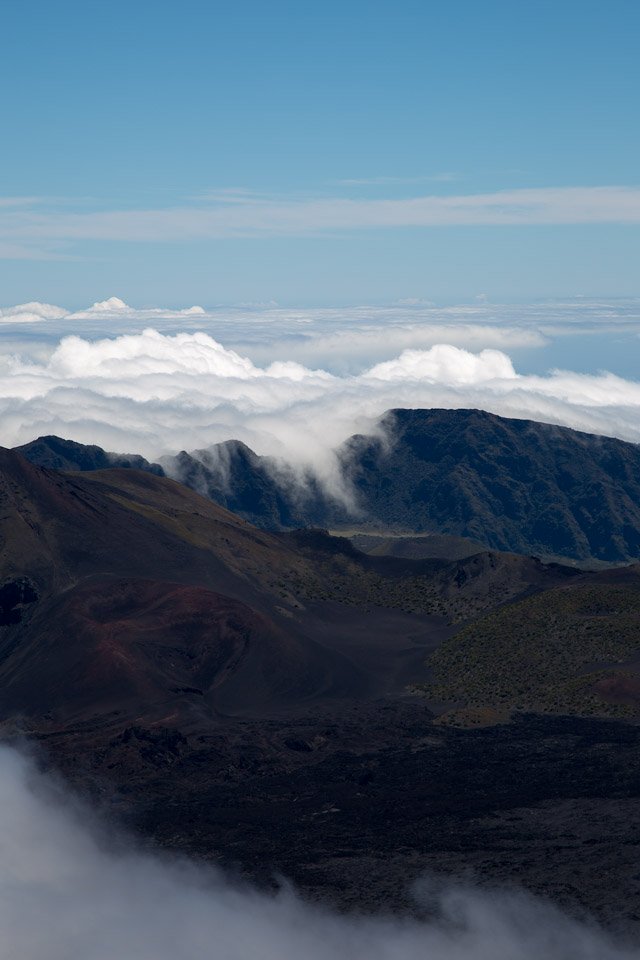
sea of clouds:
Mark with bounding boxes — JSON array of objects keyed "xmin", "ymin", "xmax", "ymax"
[
  {"xmin": 0, "ymin": 744, "xmax": 636, "ymax": 960},
  {"xmin": 1, "ymin": 298, "xmax": 640, "ymax": 479}
]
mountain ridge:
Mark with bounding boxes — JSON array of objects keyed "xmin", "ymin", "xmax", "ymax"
[{"xmin": 16, "ymin": 407, "xmax": 640, "ymax": 562}]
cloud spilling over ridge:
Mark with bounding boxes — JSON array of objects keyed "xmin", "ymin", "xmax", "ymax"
[
  {"xmin": 3, "ymin": 329, "xmax": 640, "ymax": 478},
  {"xmin": 0, "ymin": 744, "xmax": 634, "ymax": 960}
]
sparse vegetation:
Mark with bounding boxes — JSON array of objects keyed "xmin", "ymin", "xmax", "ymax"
[
  {"xmin": 291, "ymin": 556, "xmax": 440, "ymax": 615},
  {"xmin": 423, "ymin": 582, "xmax": 640, "ymax": 722}
]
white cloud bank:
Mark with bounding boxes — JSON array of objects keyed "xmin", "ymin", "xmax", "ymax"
[
  {"xmin": 2, "ymin": 328, "xmax": 640, "ymax": 484},
  {"xmin": 0, "ymin": 297, "xmax": 207, "ymax": 326},
  {"xmin": 5, "ymin": 295, "xmax": 640, "ymax": 378},
  {"xmin": 0, "ymin": 301, "xmax": 68, "ymax": 324},
  {"xmin": 0, "ymin": 744, "xmax": 634, "ymax": 960},
  {"xmin": 0, "ymin": 296, "xmax": 553, "ymax": 381}
]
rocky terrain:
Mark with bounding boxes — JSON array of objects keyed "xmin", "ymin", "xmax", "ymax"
[{"xmin": 3, "ymin": 444, "xmax": 640, "ymax": 931}]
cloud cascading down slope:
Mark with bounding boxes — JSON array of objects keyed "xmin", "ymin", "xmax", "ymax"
[
  {"xmin": 0, "ymin": 745, "xmax": 635, "ymax": 960},
  {"xmin": 2, "ymin": 328, "xmax": 640, "ymax": 487}
]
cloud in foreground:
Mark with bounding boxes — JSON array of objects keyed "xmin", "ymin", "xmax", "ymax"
[
  {"xmin": 0, "ymin": 745, "xmax": 634, "ymax": 960},
  {"xmin": 2, "ymin": 330, "xmax": 640, "ymax": 476}
]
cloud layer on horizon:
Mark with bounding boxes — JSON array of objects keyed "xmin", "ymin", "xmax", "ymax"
[
  {"xmin": 3, "ymin": 294, "xmax": 640, "ymax": 376},
  {"xmin": 0, "ymin": 744, "xmax": 634, "ymax": 960},
  {"xmin": 2, "ymin": 328, "xmax": 640, "ymax": 482}
]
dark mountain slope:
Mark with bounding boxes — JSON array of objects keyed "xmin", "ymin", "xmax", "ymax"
[
  {"xmin": 0, "ymin": 450, "xmax": 362, "ymax": 723},
  {"xmin": 17, "ymin": 435, "xmax": 329, "ymax": 529},
  {"xmin": 16, "ymin": 408, "xmax": 640, "ymax": 561},
  {"xmin": 171, "ymin": 410, "xmax": 640, "ymax": 563},
  {"xmin": 336, "ymin": 409, "xmax": 640, "ymax": 562},
  {"xmin": 16, "ymin": 434, "xmax": 164, "ymax": 475},
  {"xmin": 0, "ymin": 576, "xmax": 357, "ymax": 725},
  {"xmin": 165, "ymin": 441, "xmax": 328, "ymax": 528},
  {"xmin": 0, "ymin": 448, "xmax": 310, "ymax": 607}
]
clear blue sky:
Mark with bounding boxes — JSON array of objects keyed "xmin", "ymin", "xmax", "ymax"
[{"xmin": 1, "ymin": 0, "xmax": 638, "ymax": 306}]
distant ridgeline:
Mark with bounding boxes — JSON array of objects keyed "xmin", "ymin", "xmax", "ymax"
[{"xmin": 16, "ymin": 407, "xmax": 640, "ymax": 563}]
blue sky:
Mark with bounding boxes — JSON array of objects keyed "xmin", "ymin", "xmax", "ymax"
[{"xmin": 1, "ymin": 0, "xmax": 639, "ymax": 306}]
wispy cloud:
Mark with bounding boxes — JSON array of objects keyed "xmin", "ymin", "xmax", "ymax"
[
  {"xmin": 0, "ymin": 745, "xmax": 634, "ymax": 960},
  {"xmin": 0, "ymin": 197, "xmax": 43, "ymax": 208},
  {"xmin": 0, "ymin": 185, "xmax": 639, "ymax": 256},
  {"xmin": 0, "ymin": 243, "xmax": 77, "ymax": 261},
  {"xmin": 334, "ymin": 173, "xmax": 460, "ymax": 185}
]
